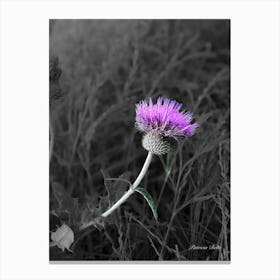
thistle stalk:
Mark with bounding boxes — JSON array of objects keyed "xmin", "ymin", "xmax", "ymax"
[
  {"xmin": 80, "ymin": 97, "xmax": 198, "ymax": 231},
  {"xmin": 101, "ymin": 151, "xmax": 153, "ymax": 218}
]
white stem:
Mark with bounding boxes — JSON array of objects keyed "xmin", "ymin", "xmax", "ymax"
[{"xmin": 101, "ymin": 152, "xmax": 153, "ymax": 218}]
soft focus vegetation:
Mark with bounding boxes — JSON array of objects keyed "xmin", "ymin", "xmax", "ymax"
[{"xmin": 49, "ymin": 20, "xmax": 230, "ymax": 261}]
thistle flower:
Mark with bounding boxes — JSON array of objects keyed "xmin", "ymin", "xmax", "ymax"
[
  {"xmin": 87, "ymin": 97, "xmax": 198, "ymax": 221},
  {"xmin": 136, "ymin": 97, "xmax": 198, "ymax": 155}
]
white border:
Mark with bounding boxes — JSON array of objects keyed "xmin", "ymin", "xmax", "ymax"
[{"xmin": 0, "ymin": 0, "xmax": 279, "ymax": 279}]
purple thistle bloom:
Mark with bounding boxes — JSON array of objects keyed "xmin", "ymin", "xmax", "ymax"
[{"xmin": 135, "ymin": 97, "xmax": 198, "ymax": 138}]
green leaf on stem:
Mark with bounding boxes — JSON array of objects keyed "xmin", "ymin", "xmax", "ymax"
[{"xmin": 135, "ymin": 187, "xmax": 158, "ymax": 221}]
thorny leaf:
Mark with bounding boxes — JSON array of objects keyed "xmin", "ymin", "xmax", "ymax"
[{"xmin": 51, "ymin": 182, "xmax": 109, "ymax": 231}]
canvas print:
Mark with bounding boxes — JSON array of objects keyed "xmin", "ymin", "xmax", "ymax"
[{"xmin": 49, "ymin": 19, "xmax": 230, "ymax": 261}]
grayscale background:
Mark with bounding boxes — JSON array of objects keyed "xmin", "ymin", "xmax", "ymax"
[{"xmin": 49, "ymin": 19, "xmax": 230, "ymax": 261}]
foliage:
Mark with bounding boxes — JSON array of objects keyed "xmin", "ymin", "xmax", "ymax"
[{"xmin": 135, "ymin": 187, "xmax": 158, "ymax": 221}]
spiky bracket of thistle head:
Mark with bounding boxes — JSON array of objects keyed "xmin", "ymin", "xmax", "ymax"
[{"xmin": 135, "ymin": 97, "xmax": 199, "ymax": 155}]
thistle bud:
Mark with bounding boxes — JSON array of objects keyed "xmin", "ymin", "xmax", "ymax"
[{"xmin": 142, "ymin": 131, "xmax": 170, "ymax": 155}]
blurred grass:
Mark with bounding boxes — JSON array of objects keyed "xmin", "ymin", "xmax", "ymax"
[{"xmin": 49, "ymin": 19, "xmax": 230, "ymax": 261}]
